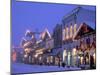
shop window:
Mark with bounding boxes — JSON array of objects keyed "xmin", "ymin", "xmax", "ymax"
[
  {"xmin": 66, "ymin": 27, "xmax": 69, "ymax": 40},
  {"xmin": 74, "ymin": 24, "xmax": 77, "ymax": 35},
  {"xmin": 50, "ymin": 56, "xmax": 53, "ymax": 63},
  {"xmin": 70, "ymin": 25, "xmax": 73, "ymax": 38},
  {"xmin": 63, "ymin": 29, "xmax": 66, "ymax": 41},
  {"xmin": 86, "ymin": 37, "xmax": 90, "ymax": 44}
]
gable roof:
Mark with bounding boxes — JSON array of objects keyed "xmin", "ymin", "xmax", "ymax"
[
  {"xmin": 73, "ymin": 22, "xmax": 95, "ymax": 40},
  {"xmin": 40, "ymin": 28, "xmax": 51, "ymax": 40}
]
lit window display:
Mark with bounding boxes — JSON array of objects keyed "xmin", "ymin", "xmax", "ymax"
[
  {"xmin": 85, "ymin": 48, "xmax": 90, "ymax": 64},
  {"xmin": 12, "ymin": 51, "xmax": 17, "ymax": 62},
  {"xmin": 73, "ymin": 48, "xmax": 77, "ymax": 55},
  {"xmin": 63, "ymin": 49, "xmax": 67, "ymax": 63},
  {"xmin": 47, "ymin": 57, "xmax": 49, "ymax": 63},
  {"xmin": 55, "ymin": 57, "xmax": 59, "ymax": 65},
  {"xmin": 89, "ymin": 45, "xmax": 96, "ymax": 66},
  {"xmin": 50, "ymin": 56, "xmax": 53, "ymax": 63},
  {"xmin": 63, "ymin": 29, "xmax": 66, "ymax": 41},
  {"xmin": 39, "ymin": 56, "xmax": 42, "ymax": 61},
  {"xmin": 74, "ymin": 24, "xmax": 77, "ymax": 35},
  {"xmin": 80, "ymin": 56, "xmax": 84, "ymax": 65},
  {"xmin": 72, "ymin": 48, "xmax": 77, "ymax": 66},
  {"xmin": 25, "ymin": 48, "xmax": 31, "ymax": 53},
  {"xmin": 34, "ymin": 54, "xmax": 38, "ymax": 58},
  {"xmin": 24, "ymin": 54, "xmax": 28, "ymax": 58},
  {"xmin": 66, "ymin": 27, "xmax": 69, "ymax": 39},
  {"xmin": 93, "ymin": 53, "xmax": 96, "ymax": 65},
  {"xmin": 78, "ymin": 49, "xmax": 84, "ymax": 65},
  {"xmin": 67, "ymin": 52, "xmax": 71, "ymax": 66},
  {"xmin": 86, "ymin": 57, "xmax": 89, "ymax": 64},
  {"xmin": 70, "ymin": 25, "xmax": 73, "ymax": 38}
]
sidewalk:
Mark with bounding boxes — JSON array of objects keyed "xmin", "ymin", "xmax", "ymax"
[{"xmin": 11, "ymin": 63, "xmax": 81, "ymax": 74}]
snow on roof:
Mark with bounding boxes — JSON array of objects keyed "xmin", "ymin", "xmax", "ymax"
[
  {"xmin": 25, "ymin": 29, "xmax": 31, "ymax": 36},
  {"xmin": 73, "ymin": 23, "xmax": 83, "ymax": 39},
  {"xmin": 36, "ymin": 40, "xmax": 42, "ymax": 44},
  {"xmin": 73, "ymin": 22, "xmax": 95, "ymax": 39},
  {"xmin": 63, "ymin": 6, "xmax": 81, "ymax": 20},
  {"xmin": 40, "ymin": 28, "xmax": 51, "ymax": 40},
  {"xmin": 63, "ymin": 6, "xmax": 95, "ymax": 23}
]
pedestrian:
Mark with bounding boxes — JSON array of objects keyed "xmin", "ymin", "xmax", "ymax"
[{"xmin": 90, "ymin": 46, "xmax": 94, "ymax": 69}]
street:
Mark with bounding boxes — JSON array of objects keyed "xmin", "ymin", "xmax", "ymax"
[{"xmin": 11, "ymin": 63, "xmax": 81, "ymax": 74}]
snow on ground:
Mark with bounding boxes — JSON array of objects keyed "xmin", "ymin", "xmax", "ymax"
[{"xmin": 11, "ymin": 63, "xmax": 81, "ymax": 74}]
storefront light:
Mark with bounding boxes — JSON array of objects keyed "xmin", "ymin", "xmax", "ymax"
[
  {"xmin": 39, "ymin": 56, "xmax": 42, "ymax": 61},
  {"xmin": 93, "ymin": 53, "xmax": 96, "ymax": 64},
  {"xmin": 63, "ymin": 29, "xmax": 66, "ymax": 41},
  {"xmin": 74, "ymin": 24, "xmax": 77, "ymax": 34},
  {"xmin": 25, "ymin": 48, "xmax": 31, "ymax": 53},
  {"xmin": 86, "ymin": 57, "xmax": 89, "ymax": 63},
  {"xmin": 24, "ymin": 54, "xmax": 28, "ymax": 58},
  {"xmin": 80, "ymin": 57, "xmax": 83, "ymax": 64},
  {"xmin": 50, "ymin": 56, "xmax": 53, "ymax": 63},
  {"xmin": 66, "ymin": 27, "xmax": 69, "ymax": 39},
  {"xmin": 70, "ymin": 25, "xmax": 73, "ymax": 38},
  {"xmin": 63, "ymin": 49, "xmax": 67, "ymax": 62},
  {"xmin": 68, "ymin": 52, "xmax": 71, "ymax": 66},
  {"xmin": 36, "ymin": 48, "xmax": 44, "ymax": 53},
  {"xmin": 78, "ymin": 56, "xmax": 80, "ymax": 59},
  {"xmin": 35, "ymin": 54, "xmax": 38, "ymax": 58},
  {"xmin": 73, "ymin": 48, "xmax": 76, "ymax": 55}
]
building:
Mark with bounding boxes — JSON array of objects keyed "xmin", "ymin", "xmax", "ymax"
[
  {"xmin": 18, "ymin": 6, "xmax": 96, "ymax": 69},
  {"xmin": 12, "ymin": 46, "xmax": 24, "ymax": 63},
  {"xmin": 21, "ymin": 30, "xmax": 37, "ymax": 64},
  {"xmin": 30, "ymin": 28, "xmax": 54, "ymax": 65},
  {"xmin": 62, "ymin": 6, "xmax": 96, "ymax": 28},
  {"xmin": 53, "ymin": 24, "xmax": 62, "ymax": 48},
  {"xmin": 61, "ymin": 6, "xmax": 96, "ymax": 68},
  {"xmin": 73, "ymin": 23, "xmax": 96, "ymax": 68}
]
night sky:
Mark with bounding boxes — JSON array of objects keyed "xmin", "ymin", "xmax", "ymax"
[{"xmin": 11, "ymin": 0, "xmax": 96, "ymax": 46}]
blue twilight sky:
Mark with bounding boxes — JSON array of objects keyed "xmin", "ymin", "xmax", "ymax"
[{"xmin": 12, "ymin": 0, "xmax": 96, "ymax": 46}]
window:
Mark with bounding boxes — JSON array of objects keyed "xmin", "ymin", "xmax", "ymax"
[
  {"xmin": 86, "ymin": 37, "xmax": 90, "ymax": 44},
  {"xmin": 63, "ymin": 49, "xmax": 67, "ymax": 62},
  {"xmin": 66, "ymin": 27, "xmax": 69, "ymax": 39},
  {"xmin": 74, "ymin": 24, "xmax": 77, "ymax": 35},
  {"xmin": 63, "ymin": 29, "xmax": 66, "ymax": 41},
  {"xmin": 50, "ymin": 56, "xmax": 53, "ymax": 63},
  {"xmin": 72, "ymin": 48, "xmax": 77, "ymax": 56},
  {"xmin": 70, "ymin": 25, "xmax": 73, "ymax": 38}
]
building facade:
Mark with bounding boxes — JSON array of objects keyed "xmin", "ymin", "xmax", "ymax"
[
  {"xmin": 16, "ymin": 7, "xmax": 96, "ymax": 69},
  {"xmin": 61, "ymin": 7, "xmax": 96, "ymax": 68}
]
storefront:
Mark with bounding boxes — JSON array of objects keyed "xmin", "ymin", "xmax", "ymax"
[
  {"xmin": 62, "ymin": 48, "xmax": 72, "ymax": 66},
  {"xmin": 73, "ymin": 23, "xmax": 96, "ymax": 68},
  {"xmin": 72, "ymin": 48, "xmax": 77, "ymax": 66}
]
